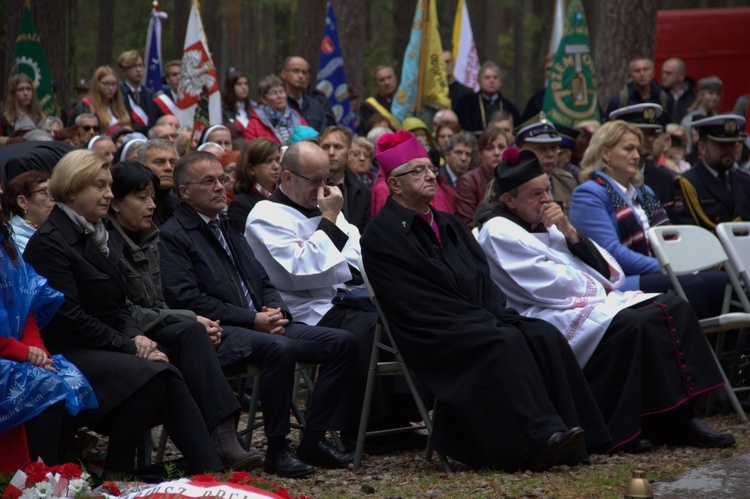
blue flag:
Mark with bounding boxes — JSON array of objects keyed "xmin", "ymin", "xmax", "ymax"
[
  {"xmin": 316, "ymin": 2, "xmax": 355, "ymax": 131},
  {"xmin": 143, "ymin": 4, "xmax": 168, "ymax": 93}
]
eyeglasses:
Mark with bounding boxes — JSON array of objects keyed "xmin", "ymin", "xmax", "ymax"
[
  {"xmin": 392, "ymin": 165, "xmax": 438, "ymax": 178},
  {"xmin": 30, "ymin": 188, "xmax": 50, "ymax": 198},
  {"xmin": 100, "ymin": 82, "xmax": 118, "ymax": 88},
  {"xmin": 185, "ymin": 175, "xmax": 230, "ymax": 187},
  {"xmin": 80, "ymin": 125, "xmax": 100, "ymax": 132},
  {"xmin": 289, "ymin": 169, "xmax": 333, "ymax": 186},
  {"xmin": 350, "ymin": 151, "xmax": 370, "ymax": 159}
]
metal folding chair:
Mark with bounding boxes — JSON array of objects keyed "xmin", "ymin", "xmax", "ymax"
[
  {"xmin": 648, "ymin": 225, "xmax": 750, "ymax": 422},
  {"xmin": 356, "ymin": 257, "xmax": 451, "ymax": 472}
]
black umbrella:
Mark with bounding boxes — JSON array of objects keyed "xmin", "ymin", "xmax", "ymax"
[{"xmin": 0, "ymin": 141, "xmax": 74, "ymax": 183}]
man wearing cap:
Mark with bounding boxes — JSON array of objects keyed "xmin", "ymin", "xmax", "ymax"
[
  {"xmin": 453, "ymin": 61, "xmax": 521, "ymax": 135},
  {"xmin": 673, "ymin": 114, "xmax": 750, "ymax": 227},
  {"xmin": 605, "ymin": 58, "xmax": 672, "ymax": 118},
  {"xmin": 477, "ymin": 147, "xmax": 733, "ymax": 452},
  {"xmin": 516, "ymin": 115, "xmax": 578, "ymax": 212},
  {"xmin": 360, "ymin": 129, "xmax": 614, "ymax": 470},
  {"xmin": 609, "ymin": 103, "xmax": 678, "ymax": 217},
  {"xmin": 555, "ymin": 123, "xmax": 582, "ymax": 179}
]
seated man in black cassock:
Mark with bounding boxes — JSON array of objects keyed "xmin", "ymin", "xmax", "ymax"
[
  {"xmin": 478, "ymin": 147, "xmax": 734, "ymax": 454},
  {"xmin": 360, "ymin": 130, "xmax": 612, "ymax": 471}
]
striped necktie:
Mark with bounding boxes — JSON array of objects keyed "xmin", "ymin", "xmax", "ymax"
[{"xmin": 208, "ymin": 219, "xmax": 258, "ymax": 309}]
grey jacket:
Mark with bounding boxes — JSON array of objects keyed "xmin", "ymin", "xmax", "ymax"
[{"xmin": 108, "ymin": 216, "xmax": 196, "ymax": 334}]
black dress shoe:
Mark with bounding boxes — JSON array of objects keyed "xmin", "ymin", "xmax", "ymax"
[
  {"xmin": 658, "ymin": 418, "xmax": 735, "ymax": 448},
  {"xmin": 527, "ymin": 427, "xmax": 585, "ymax": 471},
  {"xmin": 618, "ymin": 437, "xmax": 654, "ymax": 454},
  {"xmin": 264, "ymin": 446, "xmax": 315, "ymax": 478},
  {"xmin": 297, "ymin": 438, "xmax": 354, "ymax": 468}
]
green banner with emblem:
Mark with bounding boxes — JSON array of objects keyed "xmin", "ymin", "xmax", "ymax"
[
  {"xmin": 12, "ymin": 2, "xmax": 56, "ymax": 117},
  {"xmin": 542, "ymin": 0, "xmax": 599, "ymax": 127}
]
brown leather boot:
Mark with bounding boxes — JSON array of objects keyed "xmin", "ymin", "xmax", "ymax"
[{"xmin": 211, "ymin": 417, "xmax": 263, "ymax": 471}]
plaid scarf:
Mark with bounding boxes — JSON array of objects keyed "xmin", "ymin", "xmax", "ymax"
[{"xmin": 592, "ymin": 172, "xmax": 669, "ymax": 256}]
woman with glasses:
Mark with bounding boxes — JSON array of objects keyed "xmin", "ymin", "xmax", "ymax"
[
  {"xmin": 245, "ymin": 75, "xmax": 306, "ymax": 145},
  {"xmin": 346, "ymin": 137, "xmax": 376, "ymax": 186},
  {"xmin": 24, "ymin": 150, "xmax": 228, "ymax": 476},
  {"xmin": 227, "ymin": 138, "xmax": 281, "ymax": 230},
  {"xmin": 2, "ymin": 74, "xmax": 46, "ymax": 137},
  {"xmin": 5, "ymin": 171, "xmax": 55, "ymax": 253},
  {"xmin": 70, "ymin": 66, "xmax": 131, "ymax": 133}
]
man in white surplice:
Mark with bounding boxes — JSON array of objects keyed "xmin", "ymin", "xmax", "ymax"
[
  {"xmin": 245, "ymin": 140, "xmax": 420, "ymax": 445},
  {"xmin": 476, "ymin": 147, "xmax": 733, "ymax": 453}
]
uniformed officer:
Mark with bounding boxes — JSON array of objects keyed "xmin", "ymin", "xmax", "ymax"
[{"xmin": 672, "ymin": 114, "xmax": 750, "ymax": 228}]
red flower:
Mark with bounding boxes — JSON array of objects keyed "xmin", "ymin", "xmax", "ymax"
[
  {"xmin": 50, "ymin": 463, "xmax": 83, "ymax": 480},
  {"xmin": 228, "ymin": 471, "xmax": 251, "ymax": 484},
  {"xmin": 23, "ymin": 462, "xmax": 50, "ymax": 485},
  {"xmin": 192, "ymin": 474, "xmax": 218, "ymax": 483},
  {"xmin": 274, "ymin": 487, "xmax": 292, "ymax": 499},
  {"xmin": 102, "ymin": 481, "xmax": 122, "ymax": 496}
]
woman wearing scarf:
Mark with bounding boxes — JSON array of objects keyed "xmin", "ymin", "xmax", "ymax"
[
  {"xmin": 569, "ymin": 121, "xmax": 726, "ymax": 319},
  {"xmin": 24, "ymin": 150, "xmax": 228, "ymax": 476},
  {"xmin": 245, "ymin": 75, "xmax": 306, "ymax": 145}
]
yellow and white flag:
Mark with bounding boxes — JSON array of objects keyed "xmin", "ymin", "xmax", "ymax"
[{"xmin": 451, "ymin": 0, "xmax": 480, "ymax": 92}]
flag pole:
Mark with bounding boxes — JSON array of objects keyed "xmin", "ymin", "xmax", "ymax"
[{"xmin": 415, "ymin": 0, "xmax": 428, "ymax": 114}]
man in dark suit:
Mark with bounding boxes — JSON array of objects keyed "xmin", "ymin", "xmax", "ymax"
[
  {"xmin": 319, "ymin": 126, "xmax": 371, "ymax": 232},
  {"xmin": 453, "ymin": 61, "xmax": 520, "ymax": 135},
  {"xmin": 357, "ymin": 66, "xmax": 399, "ymax": 135},
  {"xmin": 282, "ymin": 56, "xmax": 335, "ymax": 133},
  {"xmin": 117, "ymin": 50, "xmax": 163, "ymax": 134},
  {"xmin": 610, "ymin": 103, "xmax": 678, "ymax": 217},
  {"xmin": 158, "ymin": 151, "xmax": 357, "ymax": 477},
  {"xmin": 673, "ymin": 114, "xmax": 750, "ymax": 227}
]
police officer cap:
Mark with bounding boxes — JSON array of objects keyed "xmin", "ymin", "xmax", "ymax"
[
  {"xmin": 692, "ymin": 114, "xmax": 746, "ymax": 142},
  {"xmin": 553, "ymin": 123, "xmax": 580, "ymax": 150},
  {"xmin": 609, "ymin": 103, "xmax": 664, "ymax": 132},
  {"xmin": 515, "ymin": 113, "xmax": 561, "ymax": 146}
]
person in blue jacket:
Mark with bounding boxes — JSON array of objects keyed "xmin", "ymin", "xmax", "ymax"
[{"xmin": 569, "ymin": 120, "xmax": 725, "ymax": 319}]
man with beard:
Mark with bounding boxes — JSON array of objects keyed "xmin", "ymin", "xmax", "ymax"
[
  {"xmin": 673, "ymin": 114, "xmax": 750, "ymax": 226},
  {"xmin": 609, "ymin": 104, "xmax": 677, "ymax": 217}
]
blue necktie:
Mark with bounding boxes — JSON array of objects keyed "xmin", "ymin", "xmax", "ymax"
[{"xmin": 208, "ymin": 219, "xmax": 258, "ymax": 310}]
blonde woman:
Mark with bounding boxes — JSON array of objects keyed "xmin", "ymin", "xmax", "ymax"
[{"xmin": 70, "ymin": 66, "xmax": 131, "ymax": 133}]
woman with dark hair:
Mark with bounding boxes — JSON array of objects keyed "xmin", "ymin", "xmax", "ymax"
[
  {"xmin": 245, "ymin": 75, "xmax": 306, "ymax": 144},
  {"xmin": 6, "ymin": 170, "xmax": 55, "ymax": 253},
  {"xmin": 222, "ymin": 71, "xmax": 253, "ymax": 136},
  {"xmin": 70, "ymin": 66, "xmax": 131, "ymax": 132},
  {"xmin": 2, "ymin": 74, "xmax": 45, "ymax": 136},
  {"xmin": 455, "ymin": 128, "xmax": 510, "ymax": 227},
  {"xmin": 0, "ymin": 177, "xmax": 96, "ymax": 473},
  {"xmin": 24, "ymin": 150, "xmax": 228, "ymax": 475},
  {"xmin": 227, "ymin": 137, "xmax": 281, "ymax": 229},
  {"xmin": 107, "ymin": 161, "xmax": 261, "ymax": 471}
]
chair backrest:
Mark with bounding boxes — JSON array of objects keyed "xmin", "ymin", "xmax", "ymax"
[
  {"xmin": 648, "ymin": 225, "xmax": 729, "ymax": 274},
  {"xmin": 716, "ymin": 222, "xmax": 750, "ymax": 312},
  {"xmin": 647, "ymin": 225, "xmax": 729, "ymax": 303},
  {"xmin": 358, "ymin": 256, "xmax": 394, "ymax": 340}
]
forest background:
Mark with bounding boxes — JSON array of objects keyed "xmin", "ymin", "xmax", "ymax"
[{"xmin": 1, "ymin": 0, "xmax": 748, "ymax": 118}]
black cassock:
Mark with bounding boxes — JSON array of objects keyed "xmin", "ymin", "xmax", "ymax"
[{"xmin": 360, "ymin": 198, "xmax": 612, "ymax": 469}]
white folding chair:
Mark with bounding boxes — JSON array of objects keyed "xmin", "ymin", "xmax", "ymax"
[
  {"xmin": 356, "ymin": 257, "xmax": 451, "ymax": 472},
  {"xmin": 648, "ymin": 225, "xmax": 750, "ymax": 422}
]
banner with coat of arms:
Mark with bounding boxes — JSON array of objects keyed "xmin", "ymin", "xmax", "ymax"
[
  {"xmin": 542, "ymin": 0, "xmax": 599, "ymax": 127},
  {"xmin": 316, "ymin": 2, "xmax": 355, "ymax": 132}
]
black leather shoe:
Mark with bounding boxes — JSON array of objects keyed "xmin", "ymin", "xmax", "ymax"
[
  {"xmin": 618, "ymin": 437, "xmax": 654, "ymax": 454},
  {"xmin": 297, "ymin": 438, "xmax": 354, "ymax": 468},
  {"xmin": 263, "ymin": 446, "xmax": 315, "ymax": 478},
  {"xmin": 527, "ymin": 427, "xmax": 585, "ymax": 471},
  {"xmin": 659, "ymin": 418, "xmax": 735, "ymax": 448}
]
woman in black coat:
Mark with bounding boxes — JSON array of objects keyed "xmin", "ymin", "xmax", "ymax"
[{"xmin": 24, "ymin": 149, "xmax": 224, "ymax": 475}]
